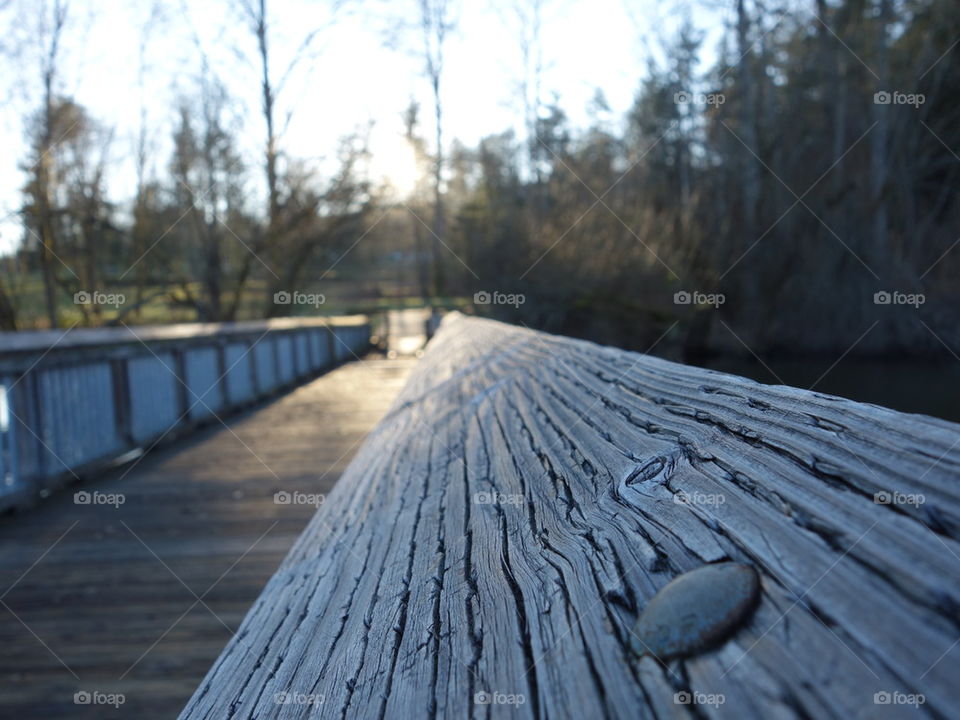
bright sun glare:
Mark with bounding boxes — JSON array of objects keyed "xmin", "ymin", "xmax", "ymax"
[{"xmin": 368, "ymin": 128, "xmax": 420, "ymax": 199}]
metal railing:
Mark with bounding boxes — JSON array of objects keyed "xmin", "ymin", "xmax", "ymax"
[{"xmin": 0, "ymin": 316, "xmax": 371, "ymax": 511}]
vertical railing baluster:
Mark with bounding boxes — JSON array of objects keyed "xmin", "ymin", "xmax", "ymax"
[
  {"xmin": 326, "ymin": 325, "xmax": 336, "ymax": 369},
  {"xmin": 248, "ymin": 335, "xmax": 259, "ymax": 398},
  {"xmin": 111, "ymin": 356, "xmax": 134, "ymax": 447},
  {"xmin": 272, "ymin": 331, "xmax": 282, "ymax": 387},
  {"xmin": 215, "ymin": 339, "xmax": 230, "ymax": 411},
  {"xmin": 27, "ymin": 370, "xmax": 46, "ymax": 484},
  {"xmin": 174, "ymin": 345, "xmax": 190, "ymax": 425}
]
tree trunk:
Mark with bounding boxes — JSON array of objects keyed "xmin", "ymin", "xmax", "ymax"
[
  {"xmin": 870, "ymin": 0, "xmax": 890, "ymax": 272},
  {"xmin": 736, "ymin": 0, "xmax": 759, "ymax": 237},
  {"xmin": 431, "ymin": 73, "xmax": 445, "ymax": 296}
]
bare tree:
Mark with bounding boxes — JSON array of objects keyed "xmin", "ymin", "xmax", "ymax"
[
  {"xmin": 60, "ymin": 105, "xmax": 113, "ymax": 323},
  {"xmin": 512, "ymin": 0, "xmax": 545, "ymax": 184},
  {"xmin": 505, "ymin": 0, "xmax": 549, "ymax": 250},
  {"xmin": 417, "ymin": 0, "xmax": 456, "ymax": 296},
  {"xmin": 130, "ymin": 1, "xmax": 165, "ymax": 319},
  {"xmin": 0, "ymin": 254, "xmax": 20, "ymax": 330},
  {"xmin": 735, "ymin": 0, "xmax": 759, "ymax": 238},
  {"xmin": 236, "ymin": 0, "xmax": 280, "ymax": 244},
  {"xmin": 233, "ymin": 0, "xmax": 344, "ymax": 314},
  {"xmin": 870, "ymin": 0, "xmax": 891, "ymax": 268},
  {"xmin": 402, "ymin": 101, "xmax": 432, "ymax": 299},
  {"xmin": 129, "ymin": 74, "xmax": 260, "ymax": 325},
  {"xmin": 24, "ymin": 0, "xmax": 69, "ymax": 328}
]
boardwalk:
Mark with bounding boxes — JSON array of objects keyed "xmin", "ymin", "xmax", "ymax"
[{"xmin": 0, "ymin": 354, "xmax": 415, "ymax": 719}]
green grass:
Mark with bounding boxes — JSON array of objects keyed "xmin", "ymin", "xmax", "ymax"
[{"xmin": 4, "ymin": 271, "xmax": 472, "ymax": 329}]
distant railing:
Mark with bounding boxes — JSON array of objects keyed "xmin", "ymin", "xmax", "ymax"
[{"xmin": 0, "ymin": 316, "xmax": 371, "ymax": 512}]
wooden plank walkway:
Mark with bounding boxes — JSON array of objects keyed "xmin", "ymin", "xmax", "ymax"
[
  {"xmin": 182, "ymin": 314, "xmax": 960, "ymax": 720},
  {"xmin": 0, "ymin": 355, "xmax": 415, "ymax": 719}
]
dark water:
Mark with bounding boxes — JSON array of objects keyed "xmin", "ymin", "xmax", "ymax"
[{"xmin": 695, "ymin": 355, "xmax": 960, "ymax": 424}]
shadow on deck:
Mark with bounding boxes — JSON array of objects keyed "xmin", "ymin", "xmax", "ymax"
[{"xmin": 0, "ymin": 354, "xmax": 416, "ymax": 718}]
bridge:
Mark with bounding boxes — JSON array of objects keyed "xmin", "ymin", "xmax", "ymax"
[
  {"xmin": 2, "ymin": 311, "xmax": 958, "ymax": 719},
  {"xmin": 0, "ymin": 312, "xmax": 417, "ymax": 717}
]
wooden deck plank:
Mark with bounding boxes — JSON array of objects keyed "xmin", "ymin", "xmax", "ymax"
[
  {"xmin": 0, "ymin": 356, "xmax": 414, "ymax": 719},
  {"xmin": 182, "ymin": 314, "xmax": 960, "ymax": 719}
]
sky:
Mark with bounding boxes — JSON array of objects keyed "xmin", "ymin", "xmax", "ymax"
[{"xmin": 0, "ymin": 0, "xmax": 726, "ymax": 253}]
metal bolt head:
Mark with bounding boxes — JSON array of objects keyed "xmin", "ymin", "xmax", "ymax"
[{"xmin": 631, "ymin": 562, "xmax": 759, "ymax": 660}]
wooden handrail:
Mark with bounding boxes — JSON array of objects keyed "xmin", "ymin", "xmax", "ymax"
[
  {"xmin": 181, "ymin": 313, "xmax": 960, "ymax": 719},
  {"xmin": 0, "ymin": 315, "xmax": 369, "ymax": 360},
  {"xmin": 0, "ymin": 316, "xmax": 371, "ymax": 512}
]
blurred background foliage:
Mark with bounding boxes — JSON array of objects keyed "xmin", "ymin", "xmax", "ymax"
[{"xmin": 1, "ymin": 0, "xmax": 958, "ymax": 416}]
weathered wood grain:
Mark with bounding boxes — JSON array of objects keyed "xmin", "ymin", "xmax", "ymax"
[{"xmin": 181, "ymin": 314, "xmax": 960, "ymax": 719}]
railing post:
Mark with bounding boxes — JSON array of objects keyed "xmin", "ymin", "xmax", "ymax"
[
  {"xmin": 25, "ymin": 371, "xmax": 46, "ymax": 483},
  {"xmin": 173, "ymin": 346, "xmax": 191, "ymax": 421},
  {"xmin": 0, "ymin": 379, "xmax": 17, "ymax": 498},
  {"xmin": 272, "ymin": 331, "xmax": 282, "ymax": 387},
  {"xmin": 325, "ymin": 325, "xmax": 336, "ymax": 368},
  {"xmin": 295, "ymin": 332, "xmax": 304, "ymax": 379},
  {"xmin": 306, "ymin": 330, "xmax": 317, "ymax": 374},
  {"xmin": 247, "ymin": 335, "xmax": 260, "ymax": 397},
  {"xmin": 110, "ymin": 357, "xmax": 134, "ymax": 447},
  {"xmin": 215, "ymin": 340, "xmax": 230, "ymax": 411}
]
